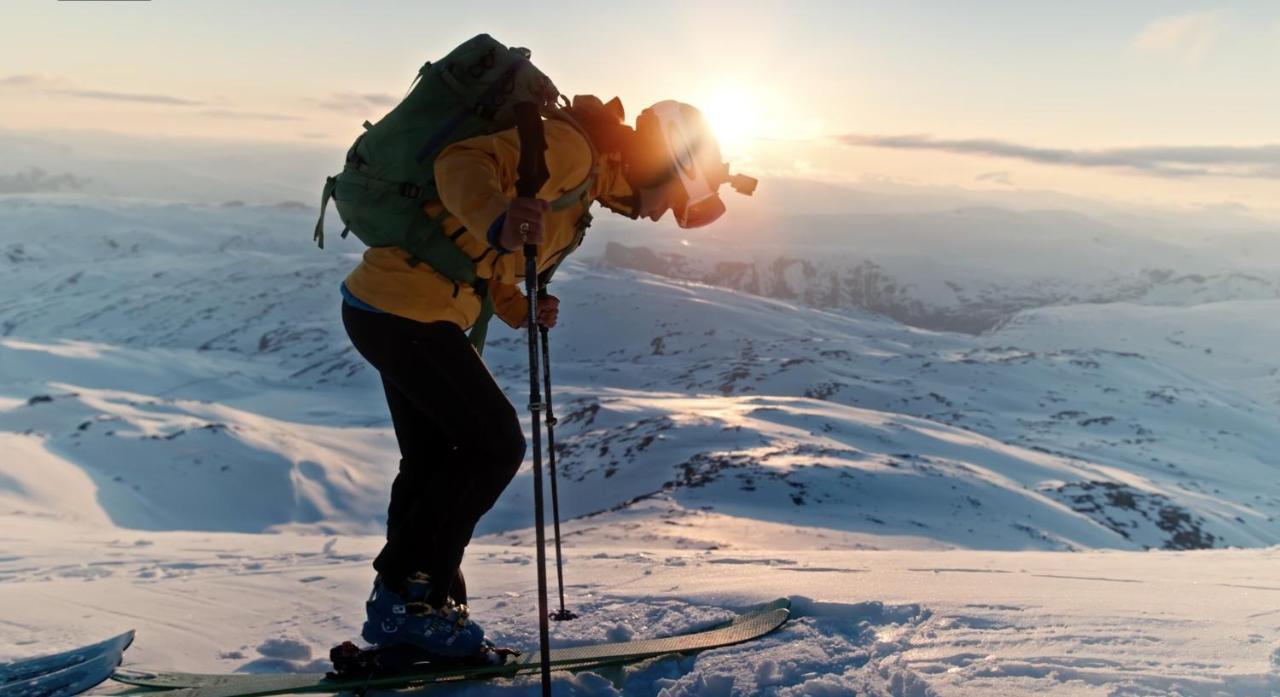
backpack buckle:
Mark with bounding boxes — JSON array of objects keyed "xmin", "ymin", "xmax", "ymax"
[{"xmin": 400, "ymin": 182, "xmax": 422, "ymax": 198}]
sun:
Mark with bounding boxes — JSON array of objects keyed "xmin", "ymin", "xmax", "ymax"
[{"xmin": 698, "ymin": 88, "xmax": 764, "ymax": 156}]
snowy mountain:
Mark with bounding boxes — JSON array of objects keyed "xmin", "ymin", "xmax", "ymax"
[
  {"xmin": 591, "ymin": 206, "xmax": 1280, "ymax": 334},
  {"xmin": 3, "ymin": 194, "xmax": 1277, "ymax": 550},
  {"xmin": 2, "ymin": 195, "xmax": 1278, "ymax": 695}
]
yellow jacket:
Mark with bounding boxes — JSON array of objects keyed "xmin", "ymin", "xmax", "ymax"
[{"xmin": 343, "ymin": 120, "xmax": 630, "ymax": 330}]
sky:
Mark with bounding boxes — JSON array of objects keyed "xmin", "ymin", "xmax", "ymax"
[{"xmin": 1, "ymin": 0, "xmax": 1279, "ymax": 219}]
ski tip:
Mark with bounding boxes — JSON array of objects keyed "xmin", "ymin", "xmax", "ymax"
[
  {"xmin": 97, "ymin": 630, "xmax": 135, "ymax": 641},
  {"xmin": 94, "ymin": 630, "xmax": 136, "ymax": 653},
  {"xmin": 107, "ymin": 630, "xmax": 137, "ymax": 658},
  {"xmin": 93, "ymin": 630, "xmax": 136, "ymax": 649}
]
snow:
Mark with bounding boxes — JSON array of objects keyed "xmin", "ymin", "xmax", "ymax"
[
  {"xmin": 0, "ymin": 195, "xmax": 1278, "ymax": 695},
  {"xmin": 586, "ymin": 203, "xmax": 1280, "ymax": 335},
  {"xmin": 1, "ymin": 528, "xmax": 1277, "ymax": 695}
]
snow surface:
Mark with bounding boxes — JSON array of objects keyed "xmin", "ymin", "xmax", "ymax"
[{"xmin": 1, "ymin": 195, "xmax": 1278, "ymax": 695}]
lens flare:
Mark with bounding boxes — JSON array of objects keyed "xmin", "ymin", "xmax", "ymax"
[{"xmin": 699, "ymin": 89, "xmax": 763, "ymax": 155}]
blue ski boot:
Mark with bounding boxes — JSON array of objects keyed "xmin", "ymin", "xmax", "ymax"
[{"xmin": 361, "ymin": 573, "xmax": 486, "ymax": 658}]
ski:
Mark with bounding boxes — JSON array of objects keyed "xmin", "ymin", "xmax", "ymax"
[
  {"xmin": 111, "ymin": 599, "xmax": 789, "ymax": 696},
  {"xmin": 0, "ymin": 631, "xmax": 134, "ymax": 697}
]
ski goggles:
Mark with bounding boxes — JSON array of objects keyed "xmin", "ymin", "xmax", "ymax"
[{"xmin": 646, "ymin": 100, "xmax": 727, "ymax": 229}]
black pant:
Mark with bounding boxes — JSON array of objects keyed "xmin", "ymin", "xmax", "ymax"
[{"xmin": 342, "ymin": 302, "xmax": 526, "ymax": 607}]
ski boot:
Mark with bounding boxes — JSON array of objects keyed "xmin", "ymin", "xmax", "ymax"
[{"xmin": 359, "ymin": 573, "xmax": 486, "ymax": 658}]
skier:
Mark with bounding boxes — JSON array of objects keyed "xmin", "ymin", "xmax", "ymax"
[{"xmin": 339, "ymin": 95, "xmax": 753, "ymax": 659}]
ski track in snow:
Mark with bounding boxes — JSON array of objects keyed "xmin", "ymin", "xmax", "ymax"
[{"xmin": 1, "ymin": 196, "xmax": 1279, "ymax": 695}]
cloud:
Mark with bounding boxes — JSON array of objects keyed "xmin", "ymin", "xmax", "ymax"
[
  {"xmin": 2, "ymin": 74, "xmax": 202, "ymax": 105},
  {"xmin": 4, "ymin": 76, "xmax": 301, "ymax": 120},
  {"xmin": 0, "ymin": 167, "xmax": 92, "ymax": 194},
  {"xmin": 0, "ymin": 74, "xmax": 66, "ymax": 89},
  {"xmin": 975, "ymin": 171, "xmax": 1013, "ymax": 186},
  {"xmin": 1198, "ymin": 201, "xmax": 1252, "ymax": 215},
  {"xmin": 311, "ymin": 92, "xmax": 399, "ymax": 114},
  {"xmin": 838, "ymin": 134, "xmax": 1280, "ymax": 180},
  {"xmin": 199, "ymin": 109, "xmax": 304, "ymax": 122},
  {"xmin": 1133, "ymin": 10, "xmax": 1227, "ymax": 62},
  {"xmin": 46, "ymin": 88, "xmax": 202, "ymax": 106}
]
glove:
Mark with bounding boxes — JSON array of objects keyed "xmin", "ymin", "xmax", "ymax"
[
  {"xmin": 536, "ymin": 293, "xmax": 560, "ymax": 328},
  {"xmin": 497, "ymin": 197, "xmax": 549, "ymax": 251}
]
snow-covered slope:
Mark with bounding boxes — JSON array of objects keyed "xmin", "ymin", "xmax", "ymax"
[
  {"xmin": 2, "ymin": 195, "xmax": 1277, "ymax": 551},
  {"xmin": 3, "ymin": 195, "xmax": 1280, "ymax": 696},
  {"xmin": 3, "ymin": 527, "xmax": 1278, "ymax": 697}
]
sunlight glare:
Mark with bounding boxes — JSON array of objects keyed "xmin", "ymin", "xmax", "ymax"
[{"xmin": 699, "ymin": 88, "xmax": 764, "ymax": 156}]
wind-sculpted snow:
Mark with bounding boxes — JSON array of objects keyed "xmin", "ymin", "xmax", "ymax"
[
  {"xmin": 1, "ymin": 195, "xmax": 1278, "ymax": 551},
  {"xmin": 0, "ymin": 197, "xmax": 353, "ymax": 379},
  {"xmin": 477, "ymin": 265, "xmax": 1280, "ymax": 549},
  {"xmin": 0, "ymin": 383, "xmax": 394, "ymax": 532},
  {"xmin": 478, "ymin": 392, "xmax": 1151, "ymax": 550}
]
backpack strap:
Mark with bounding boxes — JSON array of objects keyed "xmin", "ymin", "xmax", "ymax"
[
  {"xmin": 314, "ymin": 176, "xmax": 339, "ymax": 249},
  {"xmin": 550, "ymin": 165, "xmax": 597, "ymax": 211},
  {"xmin": 544, "ymin": 106, "xmax": 599, "ymax": 211},
  {"xmin": 459, "ymin": 105, "xmax": 590, "ymax": 352},
  {"xmin": 467, "ymin": 279, "xmax": 496, "ymax": 354},
  {"xmin": 537, "ymin": 206, "xmax": 593, "ymax": 288}
]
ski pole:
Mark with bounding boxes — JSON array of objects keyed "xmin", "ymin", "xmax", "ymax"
[
  {"xmin": 537, "ymin": 293, "xmax": 577, "ymax": 621},
  {"xmin": 513, "ymin": 101, "xmax": 553, "ymax": 697},
  {"xmin": 523, "ymin": 242, "xmax": 553, "ymax": 697}
]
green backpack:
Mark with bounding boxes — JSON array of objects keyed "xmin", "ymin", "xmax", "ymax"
[{"xmin": 314, "ymin": 34, "xmax": 596, "ymax": 351}]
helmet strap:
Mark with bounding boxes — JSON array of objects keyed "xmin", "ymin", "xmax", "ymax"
[{"xmin": 599, "ymin": 192, "xmax": 642, "ymax": 220}]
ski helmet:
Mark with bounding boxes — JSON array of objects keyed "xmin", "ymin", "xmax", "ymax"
[{"xmin": 627, "ymin": 100, "xmax": 756, "ymax": 228}]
